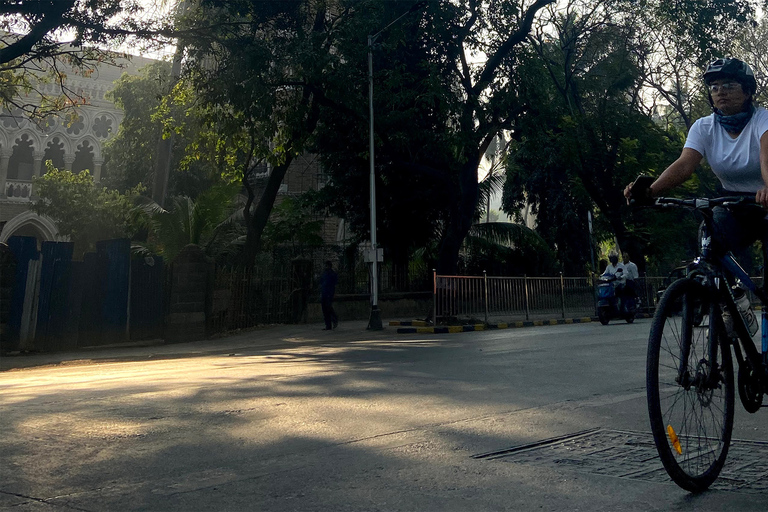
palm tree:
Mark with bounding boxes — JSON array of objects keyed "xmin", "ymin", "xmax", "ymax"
[
  {"xmin": 137, "ymin": 183, "xmax": 242, "ymax": 263},
  {"xmin": 461, "ymin": 134, "xmax": 559, "ymax": 276}
]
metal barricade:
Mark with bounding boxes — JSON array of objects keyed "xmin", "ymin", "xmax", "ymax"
[{"xmin": 433, "ymin": 271, "xmax": 596, "ymax": 324}]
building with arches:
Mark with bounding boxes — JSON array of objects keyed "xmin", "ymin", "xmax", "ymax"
[{"xmin": 0, "ymin": 52, "xmax": 157, "ymax": 245}]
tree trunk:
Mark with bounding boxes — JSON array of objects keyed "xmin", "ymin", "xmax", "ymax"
[
  {"xmin": 239, "ymin": 156, "xmax": 294, "ymax": 267},
  {"xmin": 151, "ymin": 0, "xmax": 189, "ymax": 208},
  {"xmin": 239, "ymin": 82, "xmax": 321, "ymax": 267},
  {"xmin": 436, "ymin": 159, "xmax": 480, "ymax": 275}
]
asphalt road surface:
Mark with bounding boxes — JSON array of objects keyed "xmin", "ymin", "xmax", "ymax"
[{"xmin": 3, "ymin": 319, "xmax": 768, "ymax": 511}]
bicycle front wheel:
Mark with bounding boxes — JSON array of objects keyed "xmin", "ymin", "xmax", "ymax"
[{"xmin": 647, "ymin": 277, "xmax": 734, "ymax": 492}]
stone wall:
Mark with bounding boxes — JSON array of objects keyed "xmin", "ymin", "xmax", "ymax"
[
  {"xmin": 165, "ymin": 245, "xmax": 213, "ymax": 343},
  {"xmin": 306, "ymin": 292, "xmax": 433, "ymax": 324}
]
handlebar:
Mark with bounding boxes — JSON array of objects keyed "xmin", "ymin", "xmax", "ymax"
[{"xmin": 652, "ymin": 196, "xmax": 758, "ymax": 211}]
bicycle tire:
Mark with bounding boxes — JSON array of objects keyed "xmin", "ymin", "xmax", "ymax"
[{"xmin": 647, "ymin": 277, "xmax": 734, "ymax": 492}]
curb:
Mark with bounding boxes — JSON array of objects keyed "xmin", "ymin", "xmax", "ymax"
[{"xmin": 391, "ymin": 313, "xmax": 653, "ymax": 334}]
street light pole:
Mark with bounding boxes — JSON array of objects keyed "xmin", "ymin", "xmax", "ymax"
[
  {"xmin": 367, "ymin": 34, "xmax": 382, "ymax": 330},
  {"xmin": 366, "ymin": 1, "xmax": 427, "ymax": 331}
]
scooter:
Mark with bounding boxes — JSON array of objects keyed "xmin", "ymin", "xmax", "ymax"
[{"xmin": 596, "ymin": 272, "xmax": 637, "ymax": 325}]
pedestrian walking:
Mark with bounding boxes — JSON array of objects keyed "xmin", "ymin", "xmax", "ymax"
[{"xmin": 320, "ymin": 261, "xmax": 338, "ymax": 330}]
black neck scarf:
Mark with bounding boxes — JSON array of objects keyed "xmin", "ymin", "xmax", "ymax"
[{"xmin": 715, "ymin": 106, "xmax": 755, "ymax": 134}]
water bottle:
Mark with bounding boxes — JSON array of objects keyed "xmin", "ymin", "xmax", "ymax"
[
  {"xmin": 762, "ymin": 312, "xmax": 768, "ymax": 366},
  {"xmin": 734, "ymin": 285, "xmax": 759, "ymax": 337}
]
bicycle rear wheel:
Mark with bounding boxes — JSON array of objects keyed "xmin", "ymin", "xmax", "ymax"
[{"xmin": 647, "ymin": 277, "xmax": 734, "ymax": 492}]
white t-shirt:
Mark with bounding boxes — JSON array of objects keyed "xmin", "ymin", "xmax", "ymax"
[
  {"xmin": 684, "ymin": 106, "xmax": 768, "ymax": 193},
  {"xmin": 603, "ymin": 262, "xmax": 625, "ymax": 278},
  {"xmin": 623, "ymin": 261, "xmax": 639, "ymax": 280}
]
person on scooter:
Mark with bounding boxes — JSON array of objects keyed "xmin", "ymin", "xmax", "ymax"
[
  {"xmin": 603, "ymin": 253, "xmax": 629, "ymax": 311},
  {"xmin": 602, "ymin": 253, "xmax": 625, "ymax": 279},
  {"xmin": 597, "ymin": 253, "xmax": 634, "ymax": 323},
  {"xmin": 622, "ymin": 252, "xmax": 639, "ymax": 299}
]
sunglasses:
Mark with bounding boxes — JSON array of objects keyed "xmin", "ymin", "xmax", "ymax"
[{"xmin": 709, "ymin": 82, "xmax": 741, "ymax": 94}]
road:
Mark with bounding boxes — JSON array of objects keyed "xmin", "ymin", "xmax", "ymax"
[{"xmin": 2, "ymin": 319, "xmax": 768, "ymax": 511}]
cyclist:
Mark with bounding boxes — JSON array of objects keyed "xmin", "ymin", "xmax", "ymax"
[{"xmin": 624, "ymin": 57, "xmax": 768, "ymax": 254}]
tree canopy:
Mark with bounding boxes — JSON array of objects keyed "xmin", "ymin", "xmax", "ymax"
[
  {"xmin": 31, "ymin": 165, "xmax": 145, "ymax": 257},
  {"xmin": 104, "ymin": 60, "xmax": 223, "ymax": 198},
  {"xmin": 0, "ymin": 0, "xmax": 171, "ymax": 118},
  {"xmin": 19, "ymin": 0, "xmax": 764, "ymax": 276}
]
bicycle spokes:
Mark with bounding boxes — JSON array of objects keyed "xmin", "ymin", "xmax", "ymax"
[{"xmin": 648, "ymin": 278, "xmax": 734, "ymax": 492}]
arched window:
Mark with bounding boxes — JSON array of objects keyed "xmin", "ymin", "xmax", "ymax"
[
  {"xmin": 42, "ymin": 137, "xmax": 66, "ymax": 174},
  {"xmin": 7, "ymin": 134, "xmax": 34, "ymax": 180},
  {"xmin": 72, "ymin": 139, "xmax": 95, "ymax": 174}
]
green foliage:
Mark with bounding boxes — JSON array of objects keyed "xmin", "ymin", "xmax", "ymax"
[
  {"xmin": 104, "ymin": 61, "xmax": 170, "ymax": 191},
  {"xmin": 503, "ymin": 4, "xmax": 690, "ymax": 274},
  {"xmin": 95, "ymin": 0, "xmax": 761, "ymax": 276},
  {"xmin": 104, "ymin": 61, "xmax": 225, "ymax": 197},
  {"xmin": 262, "ymin": 194, "xmax": 324, "ymax": 251},
  {"xmin": 175, "ymin": 0, "xmax": 325, "ymax": 180},
  {"xmin": 315, "ymin": 0, "xmax": 547, "ymax": 271},
  {"xmin": 144, "ymin": 183, "xmax": 243, "ymax": 263},
  {"xmin": 637, "ymin": 0, "xmax": 758, "ymax": 63},
  {"xmin": 31, "ymin": 164, "xmax": 146, "ymax": 257},
  {"xmin": 462, "ymin": 222, "xmax": 558, "ymax": 276},
  {"xmin": 164, "ymin": 0, "xmax": 347, "ymax": 261},
  {"xmin": 176, "ymin": 0, "xmax": 559, "ymax": 272}
]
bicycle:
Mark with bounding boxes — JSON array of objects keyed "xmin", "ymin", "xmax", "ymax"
[{"xmin": 641, "ymin": 194, "xmax": 768, "ymax": 492}]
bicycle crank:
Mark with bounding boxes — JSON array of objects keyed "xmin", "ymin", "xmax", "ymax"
[{"xmin": 738, "ymin": 365, "xmax": 763, "ymax": 413}]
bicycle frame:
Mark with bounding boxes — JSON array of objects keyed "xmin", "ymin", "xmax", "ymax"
[
  {"xmin": 691, "ymin": 204, "xmax": 768, "ymax": 386},
  {"xmin": 643, "ymin": 194, "xmax": 765, "ymax": 491}
]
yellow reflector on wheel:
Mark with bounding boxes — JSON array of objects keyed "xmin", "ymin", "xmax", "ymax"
[{"xmin": 667, "ymin": 425, "xmax": 682, "ymax": 455}]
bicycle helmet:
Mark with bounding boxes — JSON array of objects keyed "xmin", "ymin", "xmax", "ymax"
[{"xmin": 703, "ymin": 57, "xmax": 757, "ymax": 95}]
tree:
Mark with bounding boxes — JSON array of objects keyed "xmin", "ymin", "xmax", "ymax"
[
  {"xmin": 462, "ymin": 221, "xmax": 558, "ymax": 276},
  {"xmin": 314, "ymin": 0, "xmax": 557, "ymax": 275},
  {"xmin": 314, "ymin": 1, "xmax": 454, "ymax": 272},
  {"xmin": 261, "ymin": 194, "xmax": 324, "ymax": 252},
  {"xmin": 104, "ymin": 60, "xmax": 223, "ymax": 198},
  {"xmin": 171, "ymin": 0, "xmax": 348, "ymax": 266},
  {"xmin": 143, "ymin": 183, "xmax": 242, "ymax": 263},
  {"xmin": 626, "ymin": 0, "xmax": 760, "ymax": 130},
  {"xmin": 404, "ymin": 0, "xmax": 556, "ymax": 274},
  {"xmin": 504, "ymin": 2, "xmax": 683, "ymax": 273},
  {"xmin": 499, "ymin": 0, "xmax": 761, "ymax": 274},
  {"xmin": 30, "ymin": 165, "xmax": 145, "ymax": 257},
  {"xmin": 103, "ymin": 61, "xmax": 172, "ymax": 192},
  {"xmin": 172, "ymin": 0, "xmax": 558, "ymax": 273},
  {"xmin": 736, "ymin": 14, "xmax": 768, "ymax": 104},
  {"xmin": 0, "ymin": 1, "xmax": 170, "ymax": 118}
]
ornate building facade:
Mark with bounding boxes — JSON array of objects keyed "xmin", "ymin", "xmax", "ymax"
[{"xmin": 0, "ymin": 53, "xmax": 156, "ymax": 243}]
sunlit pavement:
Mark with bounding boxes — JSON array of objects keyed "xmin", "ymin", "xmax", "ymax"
[{"xmin": 2, "ymin": 320, "xmax": 768, "ymax": 511}]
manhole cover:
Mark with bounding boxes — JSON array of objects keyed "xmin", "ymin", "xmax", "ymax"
[{"xmin": 474, "ymin": 428, "xmax": 768, "ymax": 492}]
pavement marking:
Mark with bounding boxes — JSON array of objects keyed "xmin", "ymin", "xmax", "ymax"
[
  {"xmin": 392, "ymin": 317, "xmax": 598, "ymax": 334},
  {"xmin": 388, "ymin": 320, "xmax": 430, "ymax": 327},
  {"xmin": 391, "ymin": 313, "xmax": 654, "ymax": 334}
]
